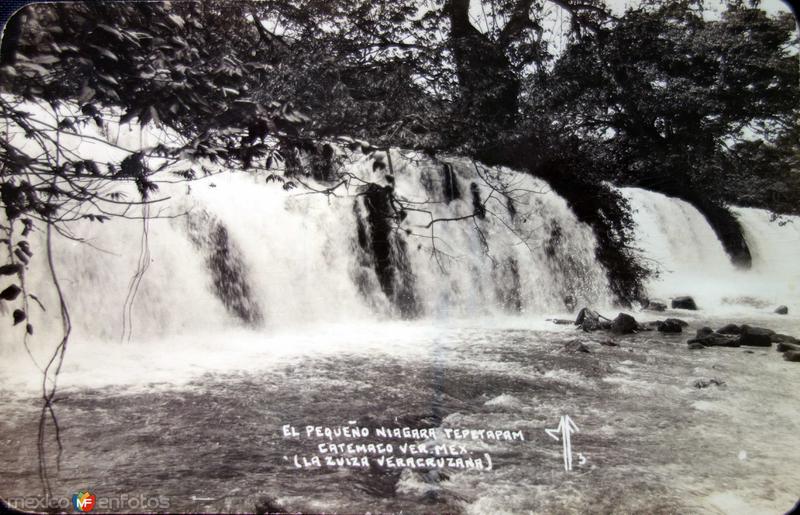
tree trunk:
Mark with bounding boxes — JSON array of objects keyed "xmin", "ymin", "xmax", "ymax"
[{"xmin": 445, "ymin": 0, "xmax": 519, "ymax": 134}]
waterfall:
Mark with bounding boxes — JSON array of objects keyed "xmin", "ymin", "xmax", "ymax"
[
  {"xmin": 622, "ymin": 187, "xmax": 800, "ymax": 314},
  {"xmin": 1, "ymin": 151, "xmax": 616, "ymax": 350},
  {"xmin": 3, "ymin": 100, "xmax": 798, "ymax": 355}
]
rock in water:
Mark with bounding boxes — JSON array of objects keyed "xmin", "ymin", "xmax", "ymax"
[
  {"xmin": 657, "ymin": 319, "xmax": 684, "ymax": 333},
  {"xmin": 563, "ymin": 340, "xmax": 591, "ymax": 353},
  {"xmin": 575, "ymin": 307, "xmax": 602, "ymax": 332},
  {"xmin": 740, "ymin": 324, "xmax": 775, "ymax": 336},
  {"xmin": 717, "ymin": 324, "xmax": 741, "ymax": 335},
  {"xmin": 737, "ymin": 325, "xmax": 773, "ymax": 347},
  {"xmin": 644, "ymin": 299, "xmax": 667, "ymax": 312},
  {"xmin": 774, "ymin": 305, "xmax": 788, "ymax": 315},
  {"xmin": 611, "ymin": 313, "xmax": 639, "ymax": 334},
  {"xmin": 777, "ymin": 341, "xmax": 800, "ymax": 353},
  {"xmin": 687, "ymin": 333, "xmax": 740, "ymax": 347},
  {"xmin": 671, "ymin": 296, "xmax": 698, "ymax": 310},
  {"xmin": 772, "ymin": 334, "xmax": 800, "ymax": 344},
  {"xmin": 783, "ymin": 351, "xmax": 800, "ymax": 362},
  {"xmin": 600, "ymin": 339, "xmax": 619, "ymax": 346},
  {"xmin": 688, "ymin": 342, "xmax": 706, "ymax": 350},
  {"xmin": 696, "ymin": 327, "xmax": 714, "ymax": 338}
]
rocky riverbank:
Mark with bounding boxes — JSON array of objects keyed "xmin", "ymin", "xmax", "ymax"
[{"xmin": 550, "ymin": 295, "xmax": 799, "ymax": 364}]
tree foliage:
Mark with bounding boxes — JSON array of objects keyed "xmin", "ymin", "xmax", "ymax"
[{"xmin": 540, "ymin": 0, "xmax": 800, "ymax": 213}]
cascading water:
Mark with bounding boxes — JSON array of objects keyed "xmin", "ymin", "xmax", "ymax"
[
  {"xmin": 3, "ymin": 102, "xmax": 798, "ymax": 353},
  {"xmin": 622, "ymin": 187, "xmax": 800, "ymax": 314},
  {"xmin": 1, "ymin": 150, "xmax": 614, "ymax": 349},
  {"xmin": 3, "ymin": 101, "xmax": 799, "ymax": 354}
]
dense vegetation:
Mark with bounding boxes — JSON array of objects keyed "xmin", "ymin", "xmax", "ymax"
[{"xmin": 1, "ymin": 0, "xmax": 798, "ymax": 317}]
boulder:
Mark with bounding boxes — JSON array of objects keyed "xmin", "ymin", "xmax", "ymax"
[
  {"xmin": 575, "ymin": 307, "xmax": 602, "ymax": 332},
  {"xmin": 696, "ymin": 327, "xmax": 714, "ymax": 338},
  {"xmin": 644, "ymin": 299, "xmax": 667, "ymax": 312},
  {"xmin": 740, "ymin": 325, "xmax": 775, "ymax": 339},
  {"xmin": 739, "ymin": 324, "xmax": 775, "ymax": 336},
  {"xmin": 772, "ymin": 334, "xmax": 800, "ymax": 344},
  {"xmin": 657, "ymin": 319, "xmax": 684, "ymax": 333},
  {"xmin": 563, "ymin": 340, "xmax": 591, "ymax": 353},
  {"xmin": 777, "ymin": 341, "xmax": 800, "ymax": 353},
  {"xmin": 774, "ymin": 305, "xmax": 788, "ymax": 315},
  {"xmin": 783, "ymin": 351, "xmax": 800, "ymax": 362},
  {"xmin": 671, "ymin": 296, "xmax": 698, "ymax": 310},
  {"xmin": 716, "ymin": 324, "xmax": 741, "ymax": 335},
  {"xmin": 687, "ymin": 333, "xmax": 740, "ymax": 347},
  {"xmin": 611, "ymin": 313, "xmax": 639, "ymax": 334},
  {"xmin": 737, "ymin": 325, "xmax": 773, "ymax": 347}
]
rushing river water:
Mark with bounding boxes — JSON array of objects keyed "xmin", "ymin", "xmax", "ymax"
[{"xmin": 2, "ymin": 314, "xmax": 800, "ymax": 514}]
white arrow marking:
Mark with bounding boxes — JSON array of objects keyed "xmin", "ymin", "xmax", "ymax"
[
  {"xmin": 545, "ymin": 415, "xmax": 580, "ymax": 471},
  {"xmin": 545, "ymin": 420, "xmax": 562, "ymax": 442}
]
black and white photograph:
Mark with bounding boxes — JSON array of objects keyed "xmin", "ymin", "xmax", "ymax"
[{"xmin": 0, "ymin": 0, "xmax": 799, "ymax": 513}]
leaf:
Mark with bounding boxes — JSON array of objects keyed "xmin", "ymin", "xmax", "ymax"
[
  {"xmin": 21, "ymin": 219, "xmax": 32, "ymax": 237},
  {"xmin": 18, "ymin": 241, "xmax": 33, "ymax": 257},
  {"xmin": 26, "ymin": 324, "xmax": 34, "ymax": 335},
  {"xmin": 33, "ymin": 54, "xmax": 60, "ymax": 65},
  {"xmin": 0, "ymin": 264, "xmax": 21, "ymax": 275},
  {"xmin": 97, "ymin": 73, "xmax": 119, "ymax": 85},
  {"xmin": 88, "ymin": 44, "xmax": 119, "ymax": 61},
  {"xmin": 168, "ymin": 14, "xmax": 186, "ymax": 28},
  {"xmin": 96, "ymin": 24, "xmax": 124, "ymax": 41},
  {"xmin": 18, "ymin": 62, "xmax": 48, "ymax": 76},
  {"xmin": 0, "ymin": 284, "xmax": 21, "ymax": 301},
  {"xmin": 13, "ymin": 309, "xmax": 26, "ymax": 325},
  {"xmin": 29, "ymin": 294, "xmax": 46, "ymax": 312},
  {"xmin": 13, "ymin": 249, "xmax": 29, "ymax": 265}
]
